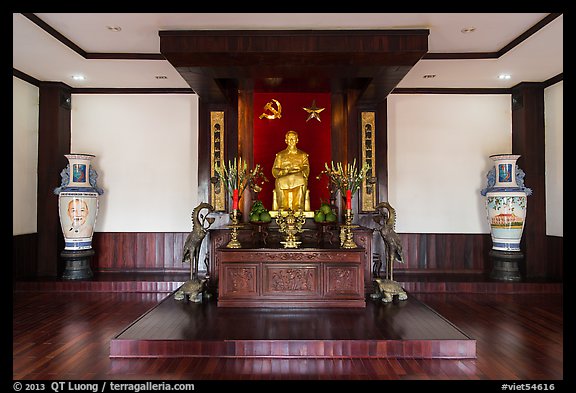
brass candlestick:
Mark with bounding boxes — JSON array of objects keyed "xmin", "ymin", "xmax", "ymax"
[
  {"xmin": 276, "ymin": 209, "xmax": 306, "ymax": 248},
  {"xmin": 340, "ymin": 209, "xmax": 359, "ymax": 249},
  {"xmin": 226, "ymin": 209, "xmax": 242, "ymax": 248}
]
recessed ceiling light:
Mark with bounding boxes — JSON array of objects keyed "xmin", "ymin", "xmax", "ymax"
[
  {"xmin": 498, "ymin": 74, "xmax": 512, "ymax": 80},
  {"xmin": 106, "ymin": 26, "xmax": 122, "ymax": 32},
  {"xmin": 71, "ymin": 75, "xmax": 86, "ymax": 81},
  {"xmin": 461, "ymin": 27, "xmax": 476, "ymax": 34}
]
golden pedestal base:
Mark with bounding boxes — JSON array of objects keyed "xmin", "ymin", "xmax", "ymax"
[
  {"xmin": 226, "ymin": 210, "xmax": 243, "ymax": 248},
  {"xmin": 340, "ymin": 209, "xmax": 359, "ymax": 249},
  {"xmin": 276, "ymin": 209, "xmax": 306, "ymax": 249}
]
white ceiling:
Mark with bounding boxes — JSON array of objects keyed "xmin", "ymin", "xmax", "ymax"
[{"xmin": 13, "ymin": 13, "xmax": 563, "ymax": 90}]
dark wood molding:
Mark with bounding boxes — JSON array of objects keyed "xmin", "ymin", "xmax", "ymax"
[
  {"xmin": 14, "ymin": 83, "xmax": 196, "ymax": 95},
  {"xmin": 424, "ymin": 52, "xmax": 498, "ymax": 60},
  {"xmin": 497, "ymin": 13, "xmax": 562, "ymax": 57},
  {"xmin": 543, "ymin": 73, "xmax": 563, "ymax": 88},
  {"xmin": 12, "ymin": 68, "xmax": 196, "ymax": 94},
  {"xmin": 393, "ymin": 88, "xmax": 510, "ymax": 95},
  {"xmin": 423, "ymin": 13, "xmax": 562, "ymax": 60},
  {"xmin": 21, "ymin": 13, "xmax": 87, "ymax": 57},
  {"xmin": 13, "ymin": 68, "xmax": 40, "ymax": 87},
  {"xmin": 85, "ymin": 53, "xmax": 165, "ymax": 60},
  {"xmin": 20, "ymin": 13, "xmax": 163, "ymax": 61},
  {"xmin": 511, "ymin": 81, "xmax": 545, "ymax": 90},
  {"xmin": 72, "ymin": 88, "xmax": 194, "ymax": 94},
  {"xmin": 389, "ymin": 75, "xmax": 558, "ymax": 94}
]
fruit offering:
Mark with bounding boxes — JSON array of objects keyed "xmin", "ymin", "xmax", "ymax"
[
  {"xmin": 249, "ymin": 200, "xmax": 272, "ymax": 223},
  {"xmin": 314, "ymin": 202, "xmax": 337, "ymax": 223}
]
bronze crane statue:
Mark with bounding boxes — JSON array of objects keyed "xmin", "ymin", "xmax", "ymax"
[
  {"xmin": 175, "ymin": 202, "xmax": 215, "ymax": 302},
  {"xmin": 372, "ymin": 201, "xmax": 407, "ymax": 303}
]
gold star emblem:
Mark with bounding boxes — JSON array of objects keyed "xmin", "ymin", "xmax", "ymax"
[{"xmin": 303, "ymin": 100, "xmax": 325, "ymax": 122}]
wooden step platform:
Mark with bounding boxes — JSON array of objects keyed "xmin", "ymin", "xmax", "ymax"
[{"xmin": 109, "ymin": 293, "xmax": 476, "ymax": 359}]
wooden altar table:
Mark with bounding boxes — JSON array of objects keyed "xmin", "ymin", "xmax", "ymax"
[
  {"xmin": 216, "ymin": 246, "xmax": 366, "ymax": 308},
  {"xmin": 209, "ymin": 227, "xmax": 373, "ymax": 308}
]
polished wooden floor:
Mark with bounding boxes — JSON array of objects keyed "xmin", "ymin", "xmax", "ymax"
[{"xmin": 13, "ymin": 290, "xmax": 563, "ymax": 381}]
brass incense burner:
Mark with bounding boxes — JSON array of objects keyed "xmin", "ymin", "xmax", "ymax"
[{"xmin": 276, "ymin": 209, "xmax": 306, "ymax": 248}]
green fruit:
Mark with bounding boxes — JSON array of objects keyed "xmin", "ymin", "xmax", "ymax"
[
  {"xmin": 259, "ymin": 211, "xmax": 272, "ymax": 223},
  {"xmin": 320, "ymin": 204, "xmax": 332, "ymax": 215},
  {"xmin": 325, "ymin": 212, "xmax": 337, "ymax": 222},
  {"xmin": 314, "ymin": 211, "xmax": 325, "ymax": 223},
  {"xmin": 250, "ymin": 212, "xmax": 261, "ymax": 222}
]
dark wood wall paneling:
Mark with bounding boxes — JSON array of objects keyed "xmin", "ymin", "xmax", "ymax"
[
  {"xmin": 83, "ymin": 232, "xmax": 561, "ymax": 279},
  {"xmin": 12, "ymin": 234, "xmax": 38, "ymax": 280},
  {"xmin": 14, "ymin": 231, "xmax": 561, "ymax": 279},
  {"xmin": 36, "ymin": 82, "xmax": 72, "ymax": 278},
  {"xmin": 91, "ymin": 232, "xmax": 189, "ymax": 273},
  {"xmin": 511, "ymin": 83, "xmax": 549, "ymax": 279}
]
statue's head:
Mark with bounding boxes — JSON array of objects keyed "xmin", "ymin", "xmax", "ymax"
[{"xmin": 285, "ymin": 130, "xmax": 299, "ymax": 147}]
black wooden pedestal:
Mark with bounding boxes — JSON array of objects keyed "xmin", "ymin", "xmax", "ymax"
[
  {"xmin": 61, "ymin": 249, "xmax": 95, "ymax": 280},
  {"xmin": 489, "ymin": 249, "xmax": 523, "ymax": 282}
]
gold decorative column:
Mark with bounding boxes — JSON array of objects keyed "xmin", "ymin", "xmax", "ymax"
[
  {"xmin": 360, "ymin": 112, "xmax": 377, "ymax": 212},
  {"xmin": 210, "ymin": 111, "xmax": 226, "ymax": 211}
]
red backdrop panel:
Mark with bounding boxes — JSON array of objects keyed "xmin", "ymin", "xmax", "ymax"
[{"xmin": 253, "ymin": 92, "xmax": 331, "ymax": 211}]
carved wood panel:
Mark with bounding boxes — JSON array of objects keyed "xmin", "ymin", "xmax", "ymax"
[
  {"xmin": 325, "ymin": 265, "xmax": 362, "ymax": 297},
  {"xmin": 263, "ymin": 265, "xmax": 320, "ymax": 296},
  {"xmin": 221, "ymin": 265, "xmax": 257, "ymax": 297}
]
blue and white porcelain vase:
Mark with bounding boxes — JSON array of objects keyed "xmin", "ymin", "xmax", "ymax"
[
  {"xmin": 481, "ymin": 154, "xmax": 532, "ymax": 252},
  {"xmin": 54, "ymin": 154, "xmax": 104, "ymax": 251}
]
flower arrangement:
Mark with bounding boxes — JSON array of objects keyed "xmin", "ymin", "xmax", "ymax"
[
  {"xmin": 317, "ymin": 159, "xmax": 371, "ymax": 195},
  {"xmin": 214, "ymin": 157, "xmax": 268, "ymax": 207},
  {"xmin": 317, "ymin": 159, "xmax": 371, "ymax": 210}
]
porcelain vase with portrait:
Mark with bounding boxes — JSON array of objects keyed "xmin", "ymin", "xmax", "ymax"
[{"xmin": 54, "ymin": 154, "xmax": 104, "ymax": 251}]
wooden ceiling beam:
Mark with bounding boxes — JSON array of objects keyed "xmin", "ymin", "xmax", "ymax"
[{"xmin": 160, "ymin": 30, "xmax": 429, "ymax": 103}]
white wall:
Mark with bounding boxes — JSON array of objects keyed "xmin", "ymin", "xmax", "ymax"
[
  {"xmin": 13, "ymin": 77, "xmax": 39, "ymax": 236},
  {"xmin": 70, "ymin": 94, "xmax": 199, "ymax": 232},
  {"xmin": 387, "ymin": 94, "xmax": 512, "ymax": 233},
  {"xmin": 544, "ymin": 81, "xmax": 563, "ymax": 236}
]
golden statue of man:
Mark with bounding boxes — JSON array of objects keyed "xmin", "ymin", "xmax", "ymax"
[{"xmin": 272, "ymin": 130, "xmax": 310, "ymax": 211}]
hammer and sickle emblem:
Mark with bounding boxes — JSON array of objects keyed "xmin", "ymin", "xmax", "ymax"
[{"xmin": 259, "ymin": 99, "xmax": 282, "ymax": 120}]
